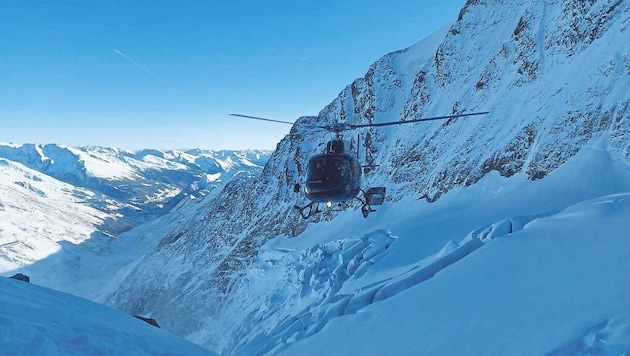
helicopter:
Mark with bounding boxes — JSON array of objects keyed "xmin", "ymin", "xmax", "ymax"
[{"xmin": 230, "ymin": 111, "xmax": 489, "ymax": 219}]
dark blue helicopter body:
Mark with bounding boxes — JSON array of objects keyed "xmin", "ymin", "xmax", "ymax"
[{"xmin": 304, "ymin": 151, "xmax": 361, "ymax": 203}]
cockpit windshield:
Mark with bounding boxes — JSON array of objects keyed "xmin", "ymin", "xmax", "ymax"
[{"xmin": 307, "ymin": 156, "xmax": 351, "ymax": 182}]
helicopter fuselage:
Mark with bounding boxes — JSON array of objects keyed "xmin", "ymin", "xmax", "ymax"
[{"xmin": 304, "ymin": 152, "xmax": 361, "ymax": 203}]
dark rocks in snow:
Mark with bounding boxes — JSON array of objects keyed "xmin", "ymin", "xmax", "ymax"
[
  {"xmin": 134, "ymin": 315, "xmax": 160, "ymax": 328},
  {"xmin": 9, "ymin": 273, "xmax": 30, "ymax": 283}
]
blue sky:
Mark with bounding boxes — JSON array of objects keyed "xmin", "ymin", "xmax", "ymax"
[{"xmin": 0, "ymin": 0, "xmax": 465, "ymax": 150}]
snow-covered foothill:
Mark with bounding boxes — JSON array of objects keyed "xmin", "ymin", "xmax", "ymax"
[{"xmin": 0, "ymin": 277, "xmax": 215, "ymax": 356}]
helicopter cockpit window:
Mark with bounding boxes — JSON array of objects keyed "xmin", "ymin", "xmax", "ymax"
[
  {"xmin": 308, "ymin": 158, "xmax": 327, "ymax": 181},
  {"xmin": 307, "ymin": 157, "xmax": 351, "ymax": 182},
  {"xmin": 331, "ymin": 158, "xmax": 350, "ymax": 179}
]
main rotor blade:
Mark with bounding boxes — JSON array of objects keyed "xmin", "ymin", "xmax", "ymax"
[
  {"xmin": 229, "ymin": 113, "xmax": 326, "ymax": 130},
  {"xmin": 229, "ymin": 114, "xmax": 296, "ymax": 125},
  {"xmin": 349, "ymin": 111, "xmax": 489, "ymax": 129}
]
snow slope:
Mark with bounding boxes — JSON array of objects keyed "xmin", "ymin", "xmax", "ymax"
[
  {"xmin": 254, "ymin": 144, "xmax": 630, "ymax": 355},
  {"xmin": 0, "ymin": 158, "xmax": 114, "ymax": 273},
  {"xmin": 0, "ymin": 277, "xmax": 215, "ymax": 356},
  {"xmin": 285, "ymin": 191, "xmax": 630, "ymax": 355}
]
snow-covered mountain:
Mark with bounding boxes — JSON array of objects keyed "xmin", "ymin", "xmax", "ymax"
[
  {"xmin": 0, "ymin": 276, "xmax": 215, "ymax": 355},
  {"xmin": 98, "ymin": 0, "xmax": 630, "ymax": 354},
  {"xmin": 0, "ymin": 145, "xmax": 270, "ymax": 295},
  {"xmin": 3, "ymin": 0, "xmax": 630, "ymax": 354},
  {"xmin": 0, "ymin": 143, "xmax": 271, "ymax": 222},
  {"xmin": 0, "ymin": 158, "xmax": 118, "ymax": 273}
]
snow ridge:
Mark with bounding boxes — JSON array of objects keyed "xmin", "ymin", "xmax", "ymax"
[
  {"xmin": 0, "ymin": 277, "xmax": 215, "ymax": 356},
  {"xmin": 227, "ymin": 208, "xmax": 558, "ymax": 355}
]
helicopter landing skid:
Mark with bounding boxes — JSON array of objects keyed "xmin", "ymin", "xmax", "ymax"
[
  {"xmin": 358, "ymin": 187, "xmax": 386, "ymax": 218},
  {"xmin": 294, "ymin": 202, "xmax": 322, "ymax": 219},
  {"xmin": 294, "ymin": 187, "xmax": 386, "ymax": 219}
]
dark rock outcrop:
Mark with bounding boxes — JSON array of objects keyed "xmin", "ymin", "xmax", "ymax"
[
  {"xmin": 9, "ymin": 273, "xmax": 30, "ymax": 283},
  {"xmin": 134, "ymin": 315, "xmax": 160, "ymax": 328}
]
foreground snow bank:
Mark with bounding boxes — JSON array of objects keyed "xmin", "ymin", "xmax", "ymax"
[
  {"xmin": 0, "ymin": 277, "xmax": 215, "ymax": 356},
  {"xmin": 200, "ymin": 146, "xmax": 630, "ymax": 355},
  {"xmin": 284, "ymin": 193, "xmax": 630, "ymax": 355}
]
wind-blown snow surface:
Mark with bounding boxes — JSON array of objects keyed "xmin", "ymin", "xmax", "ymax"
[{"xmin": 0, "ymin": 277, "xmax": 215, "ymax": 356}]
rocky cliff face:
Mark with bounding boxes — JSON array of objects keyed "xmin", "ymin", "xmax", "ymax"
[
  {"xmin": 105, "ymin": 0, "xmax": 630, "ymax": 353},
  {"xmin": 322, "ymin": 0, "xmax": 630, "ymax": 202}
]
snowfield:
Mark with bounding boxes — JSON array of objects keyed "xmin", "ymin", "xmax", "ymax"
[
  {"xmin": 191, "ymin": 144, "xmax": 630, "ymax": 355},
  {"xmin": 285, "ymin": 194, "xmax": 630, "ymax": 355},
  {"xmin": 0, "ymin": 277, "xmax": 215, "ymax": 356},
  {"xmin": 0, "ymin": 158, "xmax": 109, "ymax": 272}
]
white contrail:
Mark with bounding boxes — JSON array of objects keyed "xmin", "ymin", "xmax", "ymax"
[{"xmin": 114, "ymin": 49, "xmax": 165, "ymax": 83}]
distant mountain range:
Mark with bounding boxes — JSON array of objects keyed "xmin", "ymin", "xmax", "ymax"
[
  {"xmin": 0, "ymin": 143, "xmax": 271, "ymax": 223},
  {"xmin": 0, "ymin": 143, "xmax": 270, "ymax": 281}
]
